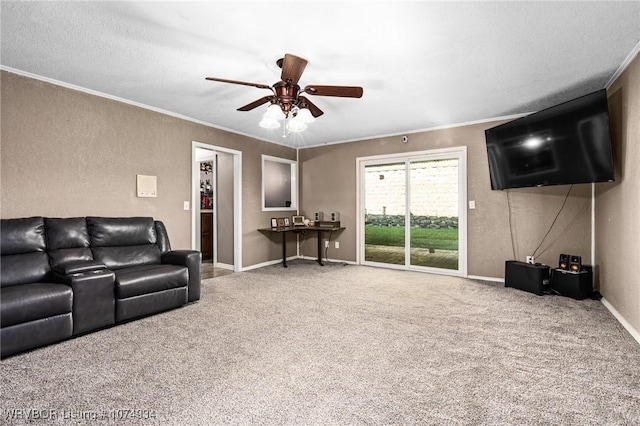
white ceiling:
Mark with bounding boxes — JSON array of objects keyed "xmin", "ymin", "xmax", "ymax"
[{"xmin": 2, "ymin": 1, "xmax": 639, "ymax": 148}]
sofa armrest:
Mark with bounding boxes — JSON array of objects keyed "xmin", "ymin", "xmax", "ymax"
[
  {"xmin": 162, "ymin": 250, "xmax": 201, "ymax": 302},
  {"xmin": 53, "ymin": 269, "xmax": 115, "ymax": 334},
  {"xmin": 53, "ymin": 260, "xmax": 107, "ymax": 275}
]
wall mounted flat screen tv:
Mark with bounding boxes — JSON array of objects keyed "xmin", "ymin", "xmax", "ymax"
[{"xmin": 485, "ymin": 89, "xmax": 615, "ymax": 190}]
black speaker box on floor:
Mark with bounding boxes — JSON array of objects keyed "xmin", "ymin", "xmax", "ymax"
[
  {"xmin": 505, "ymin": 260, "xmax": 550, "ymax": 296},
  {"xmin": 551, "ymin": 265, "xmax": 593, "ymax": 300}
]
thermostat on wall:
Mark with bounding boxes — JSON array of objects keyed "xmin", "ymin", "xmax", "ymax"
[{"xmin": 137, "ymin": 174, "xmax": 157, "ymax": 198}]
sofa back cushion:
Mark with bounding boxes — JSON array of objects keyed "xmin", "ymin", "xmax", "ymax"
[
  {"xmin": 45, "ymin": 217, "xmax": 93, "ymax": 269},
  {"xmin": 154, "ymin": 221, "xmax": 172, "ymax": 254},
  {"xmin": 87, "ymin": 217, "xmax": 161, "ymax": 269},
  {"xmin": 1, "ymin": 217, "xmax": 51, "ymax": 287}
]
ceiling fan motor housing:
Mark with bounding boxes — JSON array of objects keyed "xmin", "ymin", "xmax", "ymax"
[{"xmin": 272, "ymin": 81, "xmax": 300, "ymax": 116}]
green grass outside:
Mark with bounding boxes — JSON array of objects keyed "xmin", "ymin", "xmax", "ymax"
[{"xmin": 365, "ymin": 225, "xmax": 458, "ymax": 251}]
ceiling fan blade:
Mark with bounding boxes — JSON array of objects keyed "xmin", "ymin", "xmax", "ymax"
[
  {"xmin": 205, "ymin": 76, "xmax": 271, "ymax": 90},
  {"xmin": 298, "ymin": 96, "xmax": 324, "ymax": 118},
  {"xmin": 237, "ymin": 96, "xmax": 273, "ymax": 112},
  {"xmin": 304, "ymin": 85, "xmax": 363, "ymax": 98},
  {"xmin": 280, "ymin": 54, "xmax": 308, "ymax": 85}
]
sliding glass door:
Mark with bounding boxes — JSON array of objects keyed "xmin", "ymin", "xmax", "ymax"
[
  {"xmin": 363, "ymin": 161, "xmax": 406, "ymax": 265},
  {"xmin": 408, "ymin": 158, "xmax": 459, "ymax": 270},
  {"xmin": 360, "ymin": 148, "xmax": 466, "ymax": 275}
]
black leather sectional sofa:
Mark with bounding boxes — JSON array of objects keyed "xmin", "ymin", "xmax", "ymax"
[{"xmin": 0, "ymin": 216, "xmax": 201, "ymax": 358}]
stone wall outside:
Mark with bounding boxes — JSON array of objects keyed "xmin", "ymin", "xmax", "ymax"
[
  {"xmin": 365, "ymin": 214, "xmax": 458, "ymax": 229},
  {"xmin": 364, "ymin": 159, "xmax": 459, "ymax": 223}
]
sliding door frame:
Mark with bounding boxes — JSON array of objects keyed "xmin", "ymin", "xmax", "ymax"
[{"xmin": 356, "ymin": 146, "xmax": 467, "ymax": 277}]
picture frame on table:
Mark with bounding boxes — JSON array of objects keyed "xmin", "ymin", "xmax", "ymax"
[
  {"xmin": 270, "ymin": 218, "xmax": 278, "ymax": 228},
  {"xmin": 283, "ymin": 217, "xmax": 290, "ymax": 227},
  {"xmin": 276, "ymin": 218, "xmax": 285, "ymax": 228}
]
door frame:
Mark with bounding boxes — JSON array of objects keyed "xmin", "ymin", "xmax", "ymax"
[
  {"xmin": 356, "ymin": 146, "xmax": 467, "ymax": 277},
  {"xmin": 191, "ymin": 141, "xmax": 242, "ymax": 272}
]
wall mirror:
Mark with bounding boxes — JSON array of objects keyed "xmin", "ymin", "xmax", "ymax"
[{"xmin": 262, "ymin": 155, "xmax": 297, "ymax": 211}]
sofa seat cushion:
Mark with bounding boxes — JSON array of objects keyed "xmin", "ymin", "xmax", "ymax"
[
  {"xmin": 115, "ymin": 265, "xmax": 188, "ymax": 299},
  {"xmin": 1, "ymin": 283, "xmax": 73, "ymax": 327}
]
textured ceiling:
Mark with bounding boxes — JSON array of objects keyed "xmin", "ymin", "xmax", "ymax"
[{"xmin": 1, "ymin": 1, "xmax": 639, "ymax": 148}]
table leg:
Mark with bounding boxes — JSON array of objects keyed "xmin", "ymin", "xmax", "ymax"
[
  {"xmin": 282, "ymin": 232, "xmax": 288, "ymax": 268},
  {"xmin": 316, "ymin": 230, "xmax": 324, "ymax": 266}
]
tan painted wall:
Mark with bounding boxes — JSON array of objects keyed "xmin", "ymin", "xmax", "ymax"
[
  {"xmin": 3, "ymin": 68, "xmax": 620, "ymax": 284},
  {"xmin": 299, "ymin": 122, "xmax": 592, "ymax": 278},
  {"xmin": 216, "ymin": 151, "xmax": 234, "ymax": 266},
  {"xmin": 0, "ymin": 71, "xmax": 296, "ymax": 268},
  {"xmin": 598, "ymin": 54, "xmax": 640, "ymax": 333}
]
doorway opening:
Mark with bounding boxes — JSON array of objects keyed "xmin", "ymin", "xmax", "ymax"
[
  {"xmin": 192, "ymin": 142, "xmax": 242, "ymax": 273},
  {"xmin": 199, "ymin": 159, "xmax": 215, "ymax": 264},
  {"xmin": 357, "ymin": 147, "xmax": 467, "ymax": 276}
]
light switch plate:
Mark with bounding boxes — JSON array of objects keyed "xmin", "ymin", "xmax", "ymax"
[{"xmin": 137, "ymin": 175, "xmax": 157, "ymax": 198}]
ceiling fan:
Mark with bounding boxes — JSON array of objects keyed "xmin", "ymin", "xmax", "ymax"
[{"xmin": 205, "ymin": 54, "xmax": 363, "ymax": 125}]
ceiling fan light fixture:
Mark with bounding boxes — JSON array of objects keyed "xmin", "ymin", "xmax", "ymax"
[
  {"xmin": 259, "ymin": 117, "xmax": 281, "ymax": 129},
  {"xmin": 287, "ymin": 117, "xmax": 307, "ymax": 132},
  {"xmin": 264, "ymin": 103, "xmax": 286, "ymax": 120},
  {"xmin": 296, "ymin": 107, "xmax": 316, "ymax": 124}
]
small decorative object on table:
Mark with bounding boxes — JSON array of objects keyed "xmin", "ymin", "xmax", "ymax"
[
  {"xmin": 283, "ymin": 217, "xmax": 290, "ymax": 227},
  {"xmin": 276, "ymin": 218, "xmax": 285, "ymax": 228},
  {"xmin": 270, "ymin": 218, "xmax": 278, "ymax": 228}
]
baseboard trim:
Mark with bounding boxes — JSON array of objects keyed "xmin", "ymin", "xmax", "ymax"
[
  {"xmin": 243, "ymin": 256, "xmax": 358, "ymax": 271},
  {"xmin": 241, "ymin": 256, "xmax": 300, "ymax": 271},
  {"xmin": 468, "ymin": 274, "xmax": 504, "ymax": 283},
  {"xmin": 601, "ymin": 298, "xmax": 640, "ymax": 345},
  {"xmin": 214, "ymin": 262, "xmax": 234, "ymax": 271},
  {"xmin": 300, "ymin": 255, "xmax": 358, "ymax": 265}
]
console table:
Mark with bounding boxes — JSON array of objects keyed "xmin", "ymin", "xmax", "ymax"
[{"xmin": 258, "ymin": 225, "xmax": 345, "ymax": 267}]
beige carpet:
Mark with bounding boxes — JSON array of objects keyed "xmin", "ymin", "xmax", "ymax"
[{"xmin": 1, "ymin": 260, "xmax": 639, "ymax": 425}]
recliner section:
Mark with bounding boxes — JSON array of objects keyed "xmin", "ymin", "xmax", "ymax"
[
  {"xmin": 1, "ymin": 283, "xmax": 73, "ymax": 327},
  {"xmin": 0, "ymin": 216, "xmax": 201, "ymax": 358}
]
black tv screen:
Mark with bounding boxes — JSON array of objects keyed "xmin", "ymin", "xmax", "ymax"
[{"xmin": 485, "ymin": 89, "xmax": 615, "ymax": 190}]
